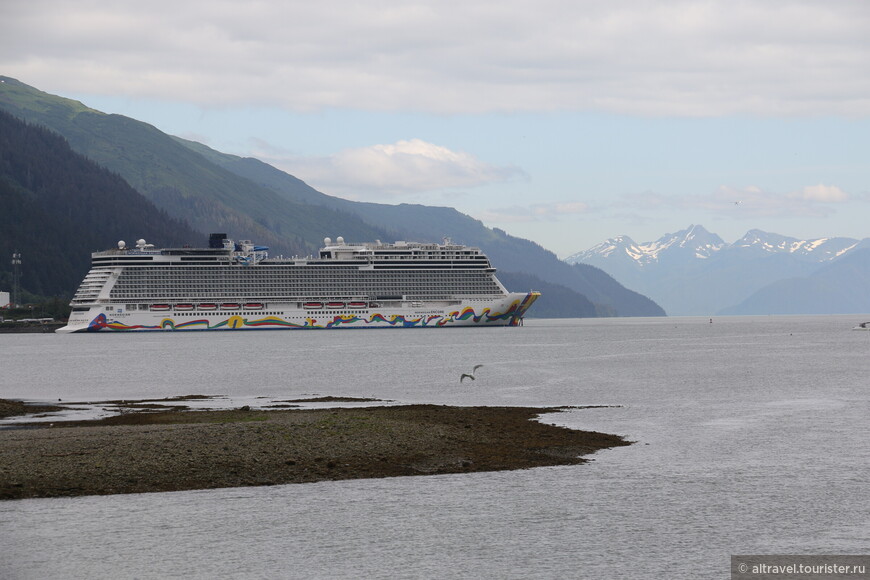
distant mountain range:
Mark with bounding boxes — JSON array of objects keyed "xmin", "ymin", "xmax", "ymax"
[
  {"xmin": 565, "ymin": 224, "xmax": 870, "ymax": 315},
  {"xmin": 0, "ymin": 76, "xmax": 664, "ymax": 317}
]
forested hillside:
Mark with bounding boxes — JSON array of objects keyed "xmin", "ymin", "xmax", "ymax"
[{"xmin": 0, "ymin": 110, "xmax": 202, "ymax": 298}]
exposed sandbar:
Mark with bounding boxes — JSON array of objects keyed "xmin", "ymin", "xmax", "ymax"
[
  {"xmin": 0, "ymin": 403, "xmax": 630, "ymax": 500},
  {"xmin": 0, "ymin": 398, "xmax": 63, "ymax": 418}
]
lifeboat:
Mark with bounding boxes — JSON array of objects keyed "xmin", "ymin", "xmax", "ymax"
[
  {"xmin": 326, "ymin": 302, "xmax": 345, "ymax": 309},
  {"xmin": 243, "ymin": 303, "xmax": 264, "ymax": 310},
  {"xmin": 303, "ymin": 302, "xmax": 323, "ymax": 309},
  {"xmin": 175, "ymin": 304, "xmax": 195, "ymax": 310},
  {"xmin": 198, "ymin": 303, "xmax": 218, "ymax": 310},
  {"xmin": 150, "ymin": 304, "xmax": 171, "ymax": 311},
  {"xmin": 220, "ymin": 303, "xmax": 241, "ymax": 310},
  {"xmin": 348, "ymin": 301, "xmax": 367, "ymax": 308}
]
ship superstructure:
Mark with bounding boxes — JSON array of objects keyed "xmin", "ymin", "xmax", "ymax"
[{"xmin": 57, "ymin": 234, "xmax": 540, "ymax": 332}]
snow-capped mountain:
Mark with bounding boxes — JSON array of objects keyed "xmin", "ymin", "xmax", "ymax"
[
  {"xmin": 570, "ymin": 225, "xmax": 726, "ymax": 268},
  {"xmin": 566, "ymin": 226, "xmax": 870, "ymax": 316},
  {"xmin": 566, "ymin": 225, "xmax": 861, "ymax": 267},
  {"xmin": 730, "ymin": 229, "xmax": 861, "ymax": 260}
]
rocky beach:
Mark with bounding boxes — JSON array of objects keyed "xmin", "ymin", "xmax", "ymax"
[{"xmin": 0, "ymin": 400, "xmax": 629, "ymax": 500}]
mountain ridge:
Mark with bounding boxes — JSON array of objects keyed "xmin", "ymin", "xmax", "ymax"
[
  {"xmin": 719, "ymin": 248, "xmax": 870, "ymax": 315},
  {"xmin": 0, "ymin": 76, "xmax": 664, "ymax": 317},
  {"xmin": 0, "ymin": 109, "xmax": 202, "ymax": 299},
  {"xmin": 566, "ymin": 225, "xmax": 870, "ymax": 315},
  {"xmin": 172, "ymin": 137, "xmax": 663, "ymax": 316}
]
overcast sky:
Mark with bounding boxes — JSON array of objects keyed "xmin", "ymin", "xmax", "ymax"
[{"xmin": 4, "ymin": 0, "xmax": 869, "ymax": 256}]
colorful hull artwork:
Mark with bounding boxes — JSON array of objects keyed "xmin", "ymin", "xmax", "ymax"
[
  {"xmin": 59, "ymin": 234, "xmax": 543, "ymax": 334},
  {"xmin": 79, "ymin": 293, "xmax": 540, "ymax": 332}
]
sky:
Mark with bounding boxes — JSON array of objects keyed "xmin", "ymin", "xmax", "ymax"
[{"xmin": 3, "ymin": 0, "xmax": 869, "ymax": 257}]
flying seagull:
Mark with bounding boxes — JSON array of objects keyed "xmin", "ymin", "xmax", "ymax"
[{"xmin": 460, "ymin": 364, "xmax": 484, "ymax": 383}]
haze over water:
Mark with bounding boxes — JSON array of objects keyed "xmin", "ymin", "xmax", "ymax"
[{"xmin": 2, "ymin": 316, "xmax": 868, "ymax": 579}]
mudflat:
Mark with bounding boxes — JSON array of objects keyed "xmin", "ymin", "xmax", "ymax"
[{"xmin": 0, "ymin": 402, "xmax": 630, "ymax": 500}]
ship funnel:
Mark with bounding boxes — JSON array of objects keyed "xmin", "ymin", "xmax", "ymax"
[{"xmin": 209, "ymin": 233, "xmax": 228, "ymax": 249}]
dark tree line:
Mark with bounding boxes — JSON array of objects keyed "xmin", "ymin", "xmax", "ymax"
[{"xmin": 0, "ymin": 110, "xmax": 203, "ymax": 301}]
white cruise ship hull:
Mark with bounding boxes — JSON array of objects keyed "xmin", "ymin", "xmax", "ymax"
[
  {"xmin": 57, "ymin": 234, "xmax": 541, "ymax": 333},
  {"xmin": 57, "ymin": 293, "xmax": 540, "ymax": 333}
]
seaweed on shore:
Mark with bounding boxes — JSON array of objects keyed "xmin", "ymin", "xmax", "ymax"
[
  {"xmin": 0, "ymin": 399, "xmax": 66, "ymax": 419},
  {"xmin": 0, "ymin": 403, "xmax": 632, "ymax": 500}
]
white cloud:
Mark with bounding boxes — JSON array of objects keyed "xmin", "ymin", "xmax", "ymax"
[
  {"xmin": 3, "ymin": 0, "xmax": 869, "ymax": 116},
  {"xmin": 480, "ymin": 208, "xmax": 539, "ymax": 224},
  {"xmin": 479, "ymin": 182, "xmax": 859, "ymax": 227},
  {"xmin": 791, "ymin": 184, "xmax": 849, "ymax": 202},
  {"xmin": 617, "ymin": 184, "xmax": 856, "ymax": 218},
  {"xmin": 267, "ymin": 138, "xmax": 524, "ymax": 197},
  {"xmin": 482, "ymin": 201, "xmax": 591, "ymax": 223},
  {"xmin": 552, "ymin": 202, "xmax": 590, "ymax": 214}
]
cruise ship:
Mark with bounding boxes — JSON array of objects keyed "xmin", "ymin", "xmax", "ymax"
[{"xmin": 57, "ymin": 233, "xmax": 540, "ymax": 332}]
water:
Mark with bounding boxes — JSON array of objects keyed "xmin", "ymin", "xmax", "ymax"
[{"xmin": 1, "ymin": 316, "xmax": 868, "ymax": 579}]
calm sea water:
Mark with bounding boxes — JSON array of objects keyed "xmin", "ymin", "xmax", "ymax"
[{"xmin": 1, "ymin": 316, "xmax": 868, "ymax": 579}]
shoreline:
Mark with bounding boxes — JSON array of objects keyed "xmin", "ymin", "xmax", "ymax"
[
  {"xmin": 0, "ymin": 323, "xmax": 65, "ymax": 333},
  {"xmin": 0, "ymin": 402, "xmax": 630, "ymax": 500}
]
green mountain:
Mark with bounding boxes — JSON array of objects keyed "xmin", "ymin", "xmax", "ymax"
[
  {"xmin": 0, "ymin": 77, "xmax": 388, "ymax": 259},
  {"xmin": 0, "ymin": 109, "xmax": 202, "ymax": 298},
  {"xmin": 0, "ymin": 76, "xmax": 664, "ymax": 317}
]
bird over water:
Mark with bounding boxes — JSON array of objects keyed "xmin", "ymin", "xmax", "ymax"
[{"xmin": 460, "ymin": 365, "xmax": 484, "ymax": 383}]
